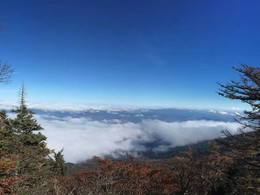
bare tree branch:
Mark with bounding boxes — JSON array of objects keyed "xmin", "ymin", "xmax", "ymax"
[{"xmin": 0, "ymin": 60, "xmax": 14, "ymax": 84}]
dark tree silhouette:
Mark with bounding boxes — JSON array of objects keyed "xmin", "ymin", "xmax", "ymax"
[
  {"xmin": 217, "ymin": 64, "xmax": 260, "ymax": 131},
  {"xmin": 217, "ymin": 64, "xmax": 260, "ymax": 193}
]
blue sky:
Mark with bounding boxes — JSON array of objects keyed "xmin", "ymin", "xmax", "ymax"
[{"xmin": 0, "ymin": 0, "xmax": 259, "ymax": 109}]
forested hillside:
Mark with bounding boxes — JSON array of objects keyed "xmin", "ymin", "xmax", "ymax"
[{"xmin": 0, "ymin": 64, "xmax": 259, "ymax": 194}]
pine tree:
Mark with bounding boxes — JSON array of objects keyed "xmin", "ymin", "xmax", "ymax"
[
  {"xmin": 0, "ymin": 110, "xmax": 16, "ymax": 152},
  {"xmin": 9, "ymin": 83, "xmax": 68, "ymax": 194},
  {"xmin": 11, "ymin": 83, "xmax": 46, "ymax": 148},
  {"xmin": 12, "ymin": 83, "xmax": 43, "ymax": 134},
  {"xmin": 9, "ymin": 84, "xmax": 48, "ymax": 192},
  {"xmin": 51, "ymin": 149, "xmax": 67, "ymax": 176}
]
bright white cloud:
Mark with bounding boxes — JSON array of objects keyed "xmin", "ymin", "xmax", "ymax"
[
  {"xmin": 209, "ymin": 110, "xmax": 217, "ymax": 113},
  {"xmin": 230, "ymin": 107, "xmax": 242, "ymax": 111},
  {"xmin": 37, "ymin": 115, "xmax": 144, "ymax": 163},
  {"xmin": 218, "ymin": 111, "xmax": 228, "ymax": 115},
  {"xmin": 35, "ymin": 114, "xmax": 240, "ymax": 163}
]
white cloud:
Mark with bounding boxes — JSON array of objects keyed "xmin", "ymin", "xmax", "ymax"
[
  {"xmin": 1, "ymin": 101, "xmax": 242, "ymax": 163},
  {"xmin": 35, "ymin": 114, "xmax": 240, "ymax": 163},
  {"xmin": 230, "ymin": 107, "xmax": 242, "ymax": 111},
  {"xmin": 37, "ymin": 115, "xmax": 144, "ymax": 163},
  {"xmin": 0, "ymin": 100, "xmax": 18, "ymax": 110},
  {"xmin": 218, "ymin": 111, "xmax": 228, "ymax": 115}
]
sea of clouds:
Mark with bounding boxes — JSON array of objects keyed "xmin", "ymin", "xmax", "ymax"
[
  {"xmin": 36, "ymin": 115, "xmax": 239, "ymax": 163},
  {"xmin": 0, "ymin": 101, "xmax": 241, "ymax": 163}
]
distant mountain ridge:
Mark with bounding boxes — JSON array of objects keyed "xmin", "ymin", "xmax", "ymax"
[{"xmin": 31, "ymin": 108, "xmax": 236, "ymax": 123}]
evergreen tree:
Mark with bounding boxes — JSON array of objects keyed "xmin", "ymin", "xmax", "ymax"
[
  {"xmin": 11, "ymin": 83, "xmax": 46, "ymax": 147},
  {"xmin": 9, "ymin": 84, "xmax": 49, "ymax": 192},
  {"xmin": 11, "ymin": 83, "xmax": 43, "ymax": 135},
  {"xmin": 0, "ymin": 110, "xmax": 13, "ymax": 131},
  {"xmin": 51, "ymin": 149, "xmax": 67, "ymax": 176},
  {"xmin": 0, "ymin": 110, "xmax": 16, "ymax": 152},
  {"xmin": 8, "ymin": 83, "xmax": 68, "ymax": 194}
]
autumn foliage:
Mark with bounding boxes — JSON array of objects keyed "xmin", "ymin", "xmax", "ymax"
[
  {"xmin": 55, "ymin": 156, "xmax": 177, "ymax": 194},
  {"xmin": 54, "ymin": 145, "xmax": 254, "ymax": 194},
  {"xmin": 0, "ymin": 153, "xmax": 20, "ymax": 194}
]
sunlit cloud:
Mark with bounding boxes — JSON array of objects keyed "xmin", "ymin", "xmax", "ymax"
[
  {"xmin": 36, "ymin": 114, "xmax": 240, "ymax": 163},
  {"xmin": 218, "ymin": 111, "xmax": 228, "ymax": 115},
  {"xmin": 0, "ymin": 101, "xmax": 242, "ymax": 163}
]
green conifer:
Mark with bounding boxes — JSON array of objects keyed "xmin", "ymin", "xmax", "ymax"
[
  {"xmin": 11, "ymin": 83, "xmax": 43, "ymax": 134},
  {"xmin": 0, "ymin": 110, "xmax": 15, "ymax": 152},
  {"xmin": 9, "ymin": 83, "xmax": 68, "ymax": 194}
]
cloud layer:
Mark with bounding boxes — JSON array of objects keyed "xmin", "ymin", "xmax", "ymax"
[{"xmin": 36, "ymin": 114, "xmax": 240, "ymax": 163}]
